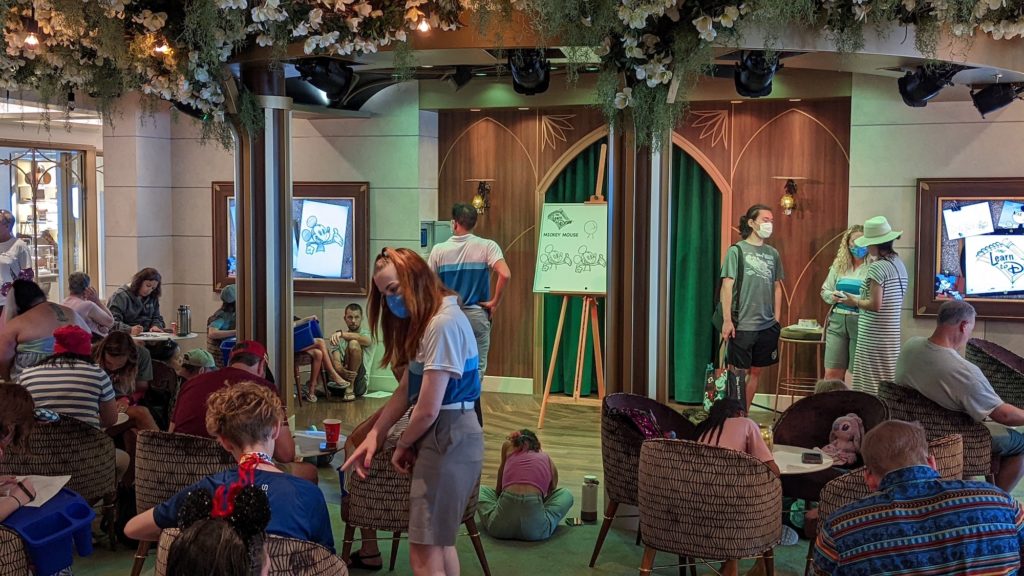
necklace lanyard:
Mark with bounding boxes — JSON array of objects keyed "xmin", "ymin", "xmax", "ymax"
[{"xmin": 212, "ymin": 451, "xmax": 274, "ymax": 519}]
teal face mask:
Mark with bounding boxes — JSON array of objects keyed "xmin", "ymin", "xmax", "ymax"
[
  {"xmin": 385, "ymin": 293, "xmax": 410, "ymax": 319},
  {"xmin": 850, "ymin": 246, "xmax": 869, "ymax": 259}
]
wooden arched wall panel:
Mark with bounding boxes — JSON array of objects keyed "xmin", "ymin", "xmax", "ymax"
[
  {"xmin": 437, "ymin": 109, "xmax": 607, "ymax": 379},
  {"xmin": 675, "ymin": 98, "xmax": 851, "ymax": 392}
]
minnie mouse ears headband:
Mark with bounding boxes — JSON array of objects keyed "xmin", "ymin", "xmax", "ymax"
[{"xmin": 176, "ymin": 456, "xmax": 272, "ymax": 540}]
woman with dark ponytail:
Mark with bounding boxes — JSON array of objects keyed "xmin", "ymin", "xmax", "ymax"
[
  {"xmin": 697, "ymin": 399, "xmax": 792, "ymax": 575},
  {"xmin": 477, "ymin": 429, "xmax": 573, "ymax": 541}
]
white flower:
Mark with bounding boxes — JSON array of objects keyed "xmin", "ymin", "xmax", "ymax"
[
  {"xmin": 352, "ymin": 2, "xmax": 373, "ymax": 17},
  {"xmin": 394, "ymin": 29, "xmax": 407, "ymax": 42},
  {"xmin": 194, "ymin": 67, "xmax": 211, "ymax": 82},
  {"xmin": 405, "ymin": 7, "xmax": 425, "ymax": 22},
  {"xmin": 719, "ymin": 6, "xmax": 740, "ymax": 28},
  {"xmin": 693, "ymin": 15, "xmax": 717, "ymax": 42},
  {"xmin": 308, "ymin": 8, "xmax": 323, "ymax": 29},
  {"xmin": 252, "ymin": 0, "xmax": 288, "ymax": 23},
  {"xmin": 618, "ymin": 6, "xmax": 649, "ymax": 29},
  {"xmin": 346, "ymin": 16, "xmax": 363, "ymax": 31},
  {"xmin": 902, "ymin": 0, "xmax": 916, "ymax": 10},
  {"xmin": 952, "ymin": 22, "xmax": 974, "ymax": 36},
  {"xmin": 217, "ymin": 0, "xmax": 247, "ymax": 8},
  {"xmin": 132, "ymin": 10, "xmax": 168, "ymax": 32},
  {"xmin": 614, "ymin": 87, "xmax": 633, "ymax": 109},
  {"xmin": 986, "ymin": 0, "xmax": 1005, "ymax": 10},
  {"xmin": 257, "ymin": 33, "xmax": 274, "ymax": 46},
  {"xmin": 292, "ymin": 22, "xmax": 309, "ymax": 36},
  {"xmin": 853, "ymin": 3, "xmax": 871, "ymax": 21},
  {"xmin": 594, "ymin": 36, "xmax": 612, "ymax": 57}
]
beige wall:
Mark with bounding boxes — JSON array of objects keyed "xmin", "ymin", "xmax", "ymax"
[
  {"xmin": 102, "ymin": 83, "xmax": 436, "ymax": 389},
  {"xmin": 849, "ymin": 74, "xmax": 1024, "ymax": 353}
]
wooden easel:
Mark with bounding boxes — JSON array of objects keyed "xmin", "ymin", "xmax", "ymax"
[{"xmin": 537, "ymin": 144, "xmax": 608, "ymax": 429}]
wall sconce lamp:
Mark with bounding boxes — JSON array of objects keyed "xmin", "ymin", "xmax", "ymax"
[
  {"xmin": 772, "ymin": 176, "xmax": 806, "ymax": 216},
  {"xmin": 466, "ymin": 178, "xmax": 495, "ymax": 214}
]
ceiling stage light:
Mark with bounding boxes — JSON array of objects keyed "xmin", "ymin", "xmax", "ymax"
[
  {"xmin": 897, "ymin": 65, "xmax": 965, "ymax": 107},
  {"xmin": 971, "ymin": 83, "xmax": 1024, "ymax": 118},
  {"xmin": 509, "ymin": 49, "xmax": 550, "ymax": 96},
  {"xmin": 295, "ymin": 58, "xmax": 354, "ymax": 106},
  {"xmin": 734, "ymin": 51, "xmax": 780, "ymax": 98}
]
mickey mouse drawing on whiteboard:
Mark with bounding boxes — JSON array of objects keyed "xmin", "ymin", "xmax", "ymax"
[
  {"xmin": 573, "ymin": 246, "xmax": 607, "ymax": 273},
  {"xmin": 540, "ymin": 244, "xmax": 573, "ymax": 272}
]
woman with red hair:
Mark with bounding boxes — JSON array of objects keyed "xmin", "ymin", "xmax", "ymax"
[{"xmin": 344, "ymin": 247, "xmax": 483, "ymax": 576}]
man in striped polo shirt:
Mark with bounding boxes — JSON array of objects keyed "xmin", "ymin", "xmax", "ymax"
[
  {"xmin": 813, "ymin": 420, "xmax": 1024, "ymax": 575},
  {"xmin": 429, "ymin": 203, "xmax": 511, "ymax": 423}
]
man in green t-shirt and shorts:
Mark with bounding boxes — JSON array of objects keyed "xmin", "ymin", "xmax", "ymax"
[
  {"xmin": 720, "ymin": 204, "xmax": 785, "ymax": 411},
  {"xmin": 328, "ymin": 303, "xmax": 374, "ymax": 402}
]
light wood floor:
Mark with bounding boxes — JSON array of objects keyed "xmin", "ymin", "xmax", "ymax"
[{"xmin": 294, "ymin": 391, "xmax": 603, "ymax": 492}]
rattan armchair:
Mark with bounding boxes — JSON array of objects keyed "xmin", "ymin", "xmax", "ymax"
[
  {"xmin": 129, "ymin": 431, "xmax": 237, "ymax": 576},
  {"xmin": 878, "ymin": 381, "xmax": 992, "ymax": 480},
  {"xmin": 637, "ymin": 439, "xmax": 781, "ymax": 576},
  {"xmin": 590, "ymin": 393, "xmax": 697, "ymax": 568},
  {"xmin": 0, "ymin": 414, "xmax": 117, "ymax": 549},
  {"xmin": 155, "ymin": 528, "xmax": 348, "ymax": 576},
  {"xmin": 341, "ymin": 413, "xmax": 490, "ymax": 575},
  {"xmin": 0, "ymin": 527, "xmax": 29, "ymax": 576},
  {"xmin": 967, "ymin": 338, "xmax": 1024, "ymax": 407}
]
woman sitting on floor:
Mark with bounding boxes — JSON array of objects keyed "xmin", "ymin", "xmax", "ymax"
[
  {"xmin": 696, "ymin": 398, "xmax": 794, "ymax": 576},
  {"xmin": 478, "ymin": 429, "xmax": 573, "ymax": 542},
  {"xmin": 124, "ymin": 381, "xmax": 334, "ymax": 550},
  {"xmin": 0, "ymin": 384, "xmax": 36, "ymax": 522}
]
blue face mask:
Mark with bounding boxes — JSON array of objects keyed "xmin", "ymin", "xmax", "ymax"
[
  {"xmin": 850, "ymin": 245, "xmax": 869, "ymax": 259},
  {"xmin": 385, "ymin": 293, "xmax": 410, "ymax": 319}
]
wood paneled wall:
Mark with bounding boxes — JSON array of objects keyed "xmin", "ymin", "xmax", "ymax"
[
  {"xmin": 438, "ymin": 98, "xmax": 851, "ymax": 395},
  {"xmin": 675, "ymin": 98, "xmax": 852, "ymax": 391},
  {"xmin": 437, "ymin": 109, "xmax": 607, "ymax": 379}
]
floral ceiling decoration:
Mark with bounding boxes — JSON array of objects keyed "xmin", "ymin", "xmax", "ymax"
[
  {"xmin": 0, "ymin": 0, "xmax": 466, "ymax": 141},
  {"xmin": 2, "ymin": 0, "xmax": 1023, "ymax": 146},
  {"xmin": 474, "ymin": 0, "xmax": 1024, "ymax": 144}
]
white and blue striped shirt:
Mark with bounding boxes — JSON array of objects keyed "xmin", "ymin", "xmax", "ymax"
[{"xmin": 18, "ymin": 360, "xmax": 115, "ymax": 428}]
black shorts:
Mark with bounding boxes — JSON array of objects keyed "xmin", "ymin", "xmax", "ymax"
[{"xmin": 727, "ymin": 322, "xmax": 781, "ymax": 369}]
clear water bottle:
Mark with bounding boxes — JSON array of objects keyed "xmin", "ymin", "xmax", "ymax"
[
  {"xmin": 176, "ymin": 305, "xmax": 191, "ymax": 336},
  {"xmin": 581, "ymin": 475, "xmax": 599, "ymax": 523}
]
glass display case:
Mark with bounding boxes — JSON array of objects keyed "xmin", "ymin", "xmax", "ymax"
[{"xmin": 1, "ymin": 147, "xmax": 86, "ymax": 301}]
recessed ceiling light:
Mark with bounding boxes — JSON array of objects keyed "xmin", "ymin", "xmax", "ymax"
[
  {"xmin": 474, "ymin": 72, "xmax": 488, "ymax": 77},
  {"xmin": 518, "ymin": 107, "xmax": 529, "ymax": 111},
  {"xmin": 789, "ymin": 98, "xmax": 802, "ymax": 102},
  {"xmin": 585, "ymin": 65, "xmax": 599, "ymax": 72},
  {"xmin": 421, "ymin": 65, "xmax": 434, "ymax": 68},
  {"xmin": 470, "ymin": 108, "xmax": 481, "ymax": 112},
  {"xmin": 550, "ymin": 66, "xmax": 559, "ymax": 70},
  {"xmin": 730, "ymin": 100, "xmax": 743, "ymax": 104}
]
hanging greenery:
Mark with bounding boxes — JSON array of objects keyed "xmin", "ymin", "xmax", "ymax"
[
  {"xmin": 472, "ymin": 0, "xmax": 1024, "ymax": 145},
  {"xmin": 4, "ymin": 1, "xmax": 1024, "ymax": 146},
  {"xmin": 0, "ymin": 0, "xmax": 467, "ymax": 141}
]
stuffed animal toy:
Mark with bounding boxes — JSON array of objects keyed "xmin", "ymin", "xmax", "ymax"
[{"xmin": 820, "ymin": 413, "xmax": 864, "ymax": 466}]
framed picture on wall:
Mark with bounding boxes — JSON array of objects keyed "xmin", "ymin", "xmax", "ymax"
[
  {"xmin": 915, "ymin": 178, "xmax": 1024, "ymax": 321},
  {"xmin": 212, "ymin": 181, "xmax": 370, "ymax": 296}
]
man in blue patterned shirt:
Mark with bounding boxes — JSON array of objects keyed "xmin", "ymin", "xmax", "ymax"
[{"xmin": 813, "ymin": 420, "xmax": 1024, "ymax": 575}]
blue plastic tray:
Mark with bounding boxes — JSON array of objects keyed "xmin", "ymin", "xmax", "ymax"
[{"xmin": 3, "ymin": 488, "xmax": 95, "ymax": 576}]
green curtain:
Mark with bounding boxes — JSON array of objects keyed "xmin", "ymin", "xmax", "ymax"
[
  {"xmin": 669, "ymin": 147, "xmax": 722, "ymax": 403},
  {"xmin": 542, "ymin": 141, "xmax": 607, "ymax": 396}
]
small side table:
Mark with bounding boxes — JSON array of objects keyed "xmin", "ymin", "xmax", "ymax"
[{"xmin": 774, "ymin": 325, "xmax": 825, "ymax": 414}]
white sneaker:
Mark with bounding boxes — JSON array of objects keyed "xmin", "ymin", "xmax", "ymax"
[{"xmin": 302, "ymin": 387, "xmax": 318, "ymax": 403}]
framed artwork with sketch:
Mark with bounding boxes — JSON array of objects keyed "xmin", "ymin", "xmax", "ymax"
[{"xmin": 212, "ymin": 181, "xmax": 369, "ymax": 296}]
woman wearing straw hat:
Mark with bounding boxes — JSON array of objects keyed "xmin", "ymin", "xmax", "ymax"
[{"xmin": 837, "ymin": 216, "xmax": 909, "ymax": 393}]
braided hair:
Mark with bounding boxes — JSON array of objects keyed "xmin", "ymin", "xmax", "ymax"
[
  {"xmin": 694, "ymin": 398, "xmax": 745, "ymax": 447},
  {"xmin": 509, "ymin": 429, "xmax": 541, "ymax": 452}
]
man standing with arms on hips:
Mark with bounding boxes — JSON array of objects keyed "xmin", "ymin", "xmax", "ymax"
[
  {"xmin": 429, "ymin": 203, "xmax": 512, "ymax": 424},
  {"xmin": 720, "ymin": 204, "xmax": 784, "ymax": 411}
]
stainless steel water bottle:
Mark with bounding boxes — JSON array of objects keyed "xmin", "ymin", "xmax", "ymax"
[
  {"xmin": 176, "ymin": 305, "xmax": 191, "ymax": 336},
  {"xmin": 581, "ymin": 475, "xmax": 599, "ymax": 523}
]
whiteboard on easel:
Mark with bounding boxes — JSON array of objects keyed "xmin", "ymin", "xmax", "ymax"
[{"xmin": 533, "ymin": 203, "xmax": 608, "ymax": 294}]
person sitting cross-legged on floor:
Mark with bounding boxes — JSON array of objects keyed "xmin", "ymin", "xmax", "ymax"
[
  {"xmin": 328, "ymin": 303, "xmax": 375, "ymax": 402},
  {"xmin": 125, "ymin": 382, "xmax": 334, "ymax": 551},
  {"xmin": 896, "ymin": 300, "xmax": 1024, "ymax": 492},
  {"xmin": 478, "ymin": 429, "xmax": 573, "ymax": 542},
  {"xmin": 813, "ymin": 420, "xmax": 1024, "ymax": 575}
]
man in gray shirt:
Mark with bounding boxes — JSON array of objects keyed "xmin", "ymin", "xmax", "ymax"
[
  {"xmin": 896, "ymin": 300, "xmax": 1024, "ymax": 492},
  {"xmin": 720, "ymin": 204, "xmax": 784, "ymax": 411}
]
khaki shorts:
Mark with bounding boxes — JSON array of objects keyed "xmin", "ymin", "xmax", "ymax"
[
  {"xmin": 824, "ymin": 312, "xmax": 859, "ymax": 370},
  {"xmin": 409, "ymin": 409, "xmax": 484, "ymax": 546}
]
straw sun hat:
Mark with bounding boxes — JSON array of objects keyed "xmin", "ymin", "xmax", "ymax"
[{"xmin": 854, "ymin": 216, "xmax": 903, "ymax": 247}]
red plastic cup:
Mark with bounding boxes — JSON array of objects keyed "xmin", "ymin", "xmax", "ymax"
[{"xmin": 323, "ymin": 418, "xmax": 342, "ymax": 444}]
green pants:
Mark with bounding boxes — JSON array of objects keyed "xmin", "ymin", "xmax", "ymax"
[{"xmin": 478, "ymin": 487, "xmax": 574, "ymax": 542}]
